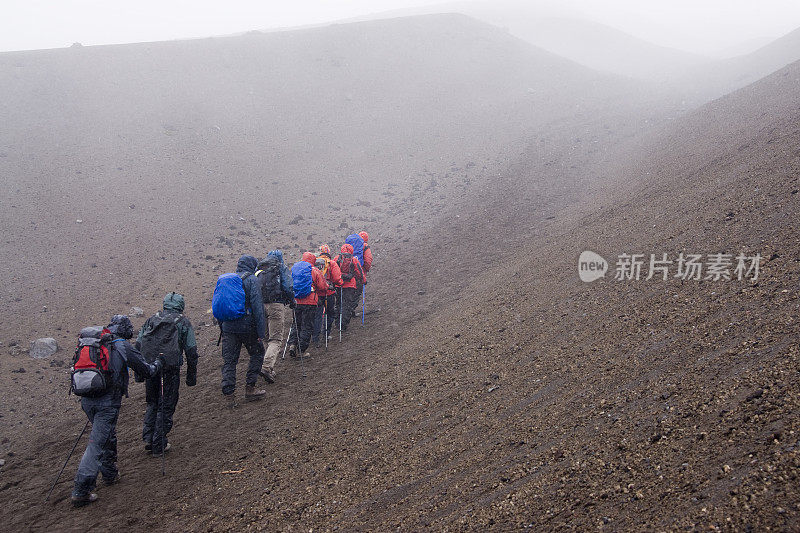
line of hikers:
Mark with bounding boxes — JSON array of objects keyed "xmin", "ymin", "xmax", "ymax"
[{"xmin": 64, "ymin": 232, "xmax": 372, "ymax": 507}]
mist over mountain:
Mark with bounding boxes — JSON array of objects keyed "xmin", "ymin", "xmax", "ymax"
[
  {"xmin": 0, "ymin": 10, "xmax": 798, "ymax": 531},
  {"xmin": 683, "ymin": 26, "xmax": 800, "ymax": 101},
  {"xmin": 0, "ymin": 14, "xmax": 667, "ymax": 343},
  {"xmin": 336, "ymin": 1, "xmax": 800, "ymax": 105}
]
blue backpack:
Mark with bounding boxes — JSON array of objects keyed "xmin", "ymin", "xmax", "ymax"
[
  {"xmin": 291, "ymin": 262, "xmax": 313, "ymax": 299},
  {"xmin": 212, "ymin": 272, "xmax": 250, "ymax": 321},
  {"xmin": 345, "ymin": 234, "xmax": 364, "ymax": 265}
]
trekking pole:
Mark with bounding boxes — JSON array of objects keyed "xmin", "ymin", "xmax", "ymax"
[
  {"xmin": 338, "ymin": 288, "xmax": 342, "ymax": 342},
  {"xmin": 281, "ymin": 321, "xmax": 293, "ymax": 360},
  {"xmin": 159, "ymin": 354, "xmax": 166, "ymax": 476},
  {"xmin": 292, "ymin": 307, "xmax": 305, "ymax": 378},
  {"xmin": 45, "ymin": 419, "xmax": 90, "ymax": 502},
  {"xmin": 362, "ymin": 285, "xmax": 365, "ymax": 326},
  {"xmin": 323, "ymin": 299, "xmax": 328, "ymax": 351}
]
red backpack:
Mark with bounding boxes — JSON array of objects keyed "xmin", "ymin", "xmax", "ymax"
[
  {"xmin": 70, "ymin": 327, "xmax": 114, "ymax": 397},
  {"xmin": 337, "ymin": 253, "xmax": 355, "ymax": 281}
]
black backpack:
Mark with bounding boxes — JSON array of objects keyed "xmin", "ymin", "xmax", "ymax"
[
  {"xmin": 337, "ymin": 253, "xmax": 355, "ymax": 281},
  {"xmin": 139, "ymin": 312, "xmax": 182, "ymax": 369},
  {"xmin": 256, "ymin": 256, "xmax": 282, "ymax": 304}
]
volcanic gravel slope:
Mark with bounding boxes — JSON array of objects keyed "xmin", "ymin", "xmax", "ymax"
[{"xmin": 0, "ymin": 14, "xmax": 798, "ymax": 533}]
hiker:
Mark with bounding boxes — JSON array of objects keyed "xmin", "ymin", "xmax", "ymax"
[
  {"xmin": 135, "ymin": 292, "xmax": 198, "ymax": 456},
  {"xmin": 71, "ymin": 315, "xmax": 164, "ymax": 507},
  {"xmin": 312, "ymin": 244, "xmax": 343, "ymax": 345},
  {"xmin": 334, "ymin": 243, "xmax": 366, "ymax": 332},
  {"xmin": 359, "ymin": 231, "xmax": 373, "ymax": 273},
  {"xmin": 287, "ymin": 252, "xmax": 328, "ymax": 358},
  {"xmin": 216, "ymin": 255, "xmax": 267, "ymax": 406},
  {"xmin": 255, "ymin": 250, "xmax": 294, "ymax": 383},
  {"xmin": 345, "ymin": 233, "xmax": 367, "ymax": 320},
  {"xmin": 345, "ymin": 233, "xmax": 365, "ymax": 271}
]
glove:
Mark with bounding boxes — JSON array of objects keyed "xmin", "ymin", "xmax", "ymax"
[
  {"xmin": 151, "ymin": 358, "xmax": 164, "ymax": 377},
  {"xmin": 133, "ymin": 371, "xmax": 145, "ymax": 383},
  {"xmin": 186, "ymin": 364, "xmax": 197, "ymax": 387},
  {"xmin": 289, "ymin": 300, "xmax": 296, "ymax": 309}
]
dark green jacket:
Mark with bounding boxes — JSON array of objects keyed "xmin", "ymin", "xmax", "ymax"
[{"xmin": 136, "ymin": 292, "xmax": 198, "ymax": 369}]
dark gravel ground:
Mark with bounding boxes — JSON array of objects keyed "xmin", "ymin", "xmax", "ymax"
[{"xmin": 0, "ymin": 15, "xmax": 798, "ymax": 532}]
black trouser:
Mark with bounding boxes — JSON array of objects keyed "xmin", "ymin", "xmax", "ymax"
[
  {"xmin": 143, "ymin": 368, "xmax": 180, "ymax": 452},
  {"xmin": 340, "ymin": 287, "xmax": 360, "ymax": 331},
  {"xmin": 221, "ymin": 331, "xmax": 264, "ymax": 395},
  {"xmin": 288, "ymin": 304, "xmax": 316, "ymax": 354},
  {"xmin": 312, "ymin": 294, "xmax": 336, "ymax": 342}
]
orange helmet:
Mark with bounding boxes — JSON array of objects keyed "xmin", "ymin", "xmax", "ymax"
[
  {"xmin": 358, "ymin": 231, "xmax": 369, "ymax": 243},
  {"xmin": 318, "ymin": 244, "xmax": 331, "ymax": 257}
]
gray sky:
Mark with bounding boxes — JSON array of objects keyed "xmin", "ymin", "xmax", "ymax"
[{"xmin": 3, "ymin": 0, "xmax": 800, "ymax": 55}]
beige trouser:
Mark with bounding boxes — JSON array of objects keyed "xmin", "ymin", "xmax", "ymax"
[{"xmin": 263, "ymin": 303, "xmax": 285, "ymax": 371}]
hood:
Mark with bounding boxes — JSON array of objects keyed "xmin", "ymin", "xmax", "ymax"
[
  {"xmin": 237, "ymin": 255, "xmax": 258, "ymax": 274},
  {"xmin": 302, "ymin": 252, "xmax": 317, "ymax": 265},
  {"xmin": 163, "ymin": 292, "xmax": 185, "ymax": 313},
  {"xmin": 267, "ymin": 249, "xmax": 284, "ymax": 265},
  {"xmin": 359, "ymin": 231, "xmax": 369, "ymax": 243},
  {"xmin": 107, "ymin": 314, "xmax": 134, "ymax": 339},
  {"xmin": 341, "ymin": 243, "xmax": 354, "ymax": 254}
]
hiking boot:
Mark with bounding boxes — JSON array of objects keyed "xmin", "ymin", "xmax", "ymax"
[
  {"xmin": 151, "ymin": 443, "xmax": 171, "ymax": 457},
  {"xmin": 245, "ymin": 384, "xmax": 266, "ymax": 401},
  {"xmin": 71, "ymin": 492, "xmax": 98, "ymax": 508},
  {"xmin": 287, "ymin": 345, "xmax": 297, "ymax": 358},
  {"xmin": 259, "ymin": 368, "xmax": 276, "ymax": 384},
  {"xmin": 103, "ymin": 472, "xmax": 120, "ymax": 486},
  {"xmin": 301, "ymin": 350, "xmax": 312, "ymax": 359},
  {"xmin": 144, "ymin": 442, "xmax": 152, "ymax": 451},
  {"xmin": 224, "ymin": 393, "xmax": 236, "ymax": 409}
]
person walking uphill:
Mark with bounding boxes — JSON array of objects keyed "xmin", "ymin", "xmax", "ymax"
[
  {"xmin": 255, "ymin": 250, "xmax": 294, "ymax": 384},
  {"xmin": 136, "ymin": 292, "xmax": 198, "ymax": 456},
  {"xmin": 312, "ymin": 244, "xmax": 343, "ymax": 345},
  {"xmin": 345, "ymin": 233, "xmax": 365, "ymax": 273},
  {"xmin": 212, "ymin": 255, "xmax": 267, "ymax": 407},
  {"xmin": 335, "ymin": 243, "xmax": 365, "ymax": 332},
  {"xmin": 71, "ymin": 315, "xmax": 164, "ymax": 507},
  {"xmin": 359, "ymin": 231, "xmax": 373, "ymax": 273},
  {"xmin": 287, "ymin": 252, "xmax": 328, "ymax": 358}
]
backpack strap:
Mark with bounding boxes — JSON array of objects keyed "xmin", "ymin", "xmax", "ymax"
[{"xmin": 236, "ymin": 271, "xmax": 254, "ymax": 315}]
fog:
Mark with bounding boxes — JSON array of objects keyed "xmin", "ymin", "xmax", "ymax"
[
  {"xmin": 2, "ymin": 0, "xmax": 800, "ymax": 528},
  {"xmin": 4, "ymin": 0, "xmax": 800, "ymax": 56}
]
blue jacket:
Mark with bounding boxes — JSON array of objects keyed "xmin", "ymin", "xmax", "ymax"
[{"xmin": 220, "ymin": 255, "xmax": 266, "ymax": 338}]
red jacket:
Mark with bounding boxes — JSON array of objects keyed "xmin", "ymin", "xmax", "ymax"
[
  {"xmin": 318, "ymin": 254, "xmax": 343, "ymax": 296},
  {"xmin": 295, "ymin": 252, "xmax": 329, "ymax": 306},
  {"xmin": 362, "ymin": 244, "xmax": 373, "ymax": 273},
  {"xmin": 334, "ymin": 244, "xmax": 365, "ymax": 290}
]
